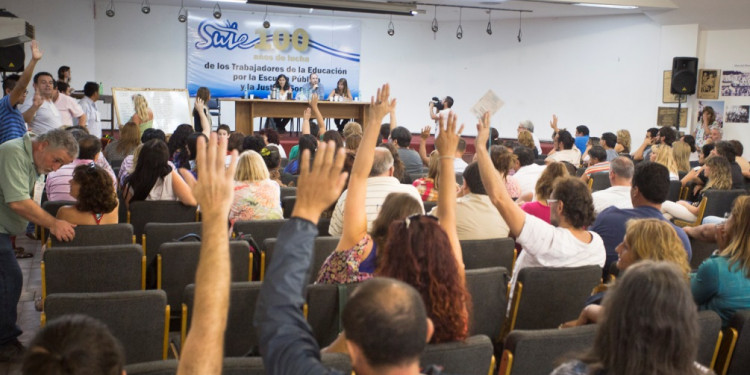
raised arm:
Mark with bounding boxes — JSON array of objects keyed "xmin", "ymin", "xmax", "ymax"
[
  {"xmin": 632, "ymin": 134, "xmax": 651, "ymax": 161},
  {"xmin": 389, "ymin": 103, "xmax": 397, "ymax": 131},
  {"xmin": 337, "ymin": 84, "xmax": 396, "ymax": 251},
  {"xmin": 301, "ymin": 107, "xmax": 311, "ymax": 135},
  {"xmin": 194, "ymin": 97, "xmax": 210, "ymax": 137},
  {"xmin": 418, "ymin": 126, "xmax": 431, "ymax": 165},
  {"xmin": 476, "ymin": 112, "xmax": 526, "ymax": 237},
  {"xmin": 11, "ymin": 40, "xmax": 42, "ymax": 107},
  {"xmin": 310, "ymin": 94, "xmax": 325, "ymax": 130},
  {"xmin": 177, "ymin": 133, "xmax": 237, "ymax": 375},
  {"xmin": 435, "ymin": 113, "xmax": 465, "ymax": 273}
]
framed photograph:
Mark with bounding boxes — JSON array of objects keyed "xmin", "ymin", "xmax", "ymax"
[
  {"xmin": 697, "ymin": 69, "xmax": 720, "ymax": 99},
  {"xmin": 657, "ymin": 107, "xmax": 688, "ymax": 128},
  {"xmin": 721, "ymin": 70, "xmax": 750, "ymax": 96},
  {"xmin": 663, "ymin": 71, "xmax": 687, "ymax": 103},
  {"xmin": 726, "ymin": 105, "xmax": 750, "ymax": 124}
]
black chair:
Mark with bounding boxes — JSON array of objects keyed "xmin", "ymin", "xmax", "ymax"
[
  {"xmin": 182, "ymin": 282, "xmax": 262, "ymax": 356},
  {"xmin": 674, "ymin": 189, "xmax": 747, "ymax": 227},
  {"xmin": 125, "ymin": 354, "xmax": 352, "ymax": 375},
  {"xmin": 690, "ymin": 237, "xmax": 718, "ymax": 271},
  {"xmin": 505, "ymin": 265, "xmax": 602, "ymax": 335},
  {"xmin": 421, "ymin": 335, "xmax": 495, "ymax": 375},
  {"xmin": 47, "ymin": 223, "xmax": 134, "ymax": 248},
  {"xmin": 697, "ymin": 310, "xmax": 723, "ymax": 369},
  {"xmin": 264, "ymin": 236, "xmax": 341, "ymax": 284},
  {"xmin": 40, "ymin": 200, "xmax": 76, "ymax": 244},
  {"xmin": 207, "ymin": 97, "xmax": 221, "ymax": 124},
  {"xmin": 305, "ymin": 282, "xmax": 361, "ymax": 347},
  {"xmin": 575, "ymin": 167, "xmax": 586, "ymax": 177},
  {"xmin": 42, "ymin": 244, "xmax": 145, "ymax": 301},
  {"xmin": 716, "ymin": 310, "xmax": 750, "ymax": 375},
  {"xmin": 128, "ymin": 200, "xmax": 198, "ymax": 244},
  {"xmin": 280, "ymin": 186, "xmax": 297, "ymax": 201},
  {"xmin": 667, "ymin": 179, "xmax": 683, "ymax": 201},
  {"xmin": 280, "ymin": 157, "xmax": 289, "ymax": 168},
  {"xmin": 143, "ymin": 222, "xmax": 203, "ymax": 279},
  {"xmin": 424, "ymin": 201, "xmax": 438, "ymax": 214},
  {"xmin": 461, "ymin": 238, "xmax": 517, "ymax": 273},
  {"xmin": 232, "ymin": 219, "xmax": 288, "ymax": 252},
  {"xmin": 282, "ymin": 196, "xmax": 296, "ymax": 218},
  {"xmin": 588, "ymin": 172, "xmax": 611, "ymax": 192},
  {"xmin": 465, "ymin": 267, "xmax": 508, "ymax": 342},
  {"xmin": 318, "ymin": 217, "xmax": 331, "ymax": 236},
  {"xmin": 44, "ymin": 290, "xmax": 169, "ymax": 364},
  {"xmin": 498, "ymin": 325, "xmax": 597, "ymax": 375}
]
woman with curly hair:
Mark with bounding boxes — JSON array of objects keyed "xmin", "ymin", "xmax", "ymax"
[
  {"xmin": 614, "ymin": 129, "xmax": 631, "ymax": 155},
  {"xmin": 517, "ymin": 130, "xmax": 538, "ymax": 159},
  {"xmin": 662, "ymin": 155, "xmax": 732, "ymax": 222},
  {"xmin": 412, "ymin": 151, "xmax": 441, "ymax": 202},
  {"xmin": 57, "ymin": 164, "xmax": 119, "ymax": 225},
  {"xmin": 127, "ymin": 94, "xmax": 154, "ymax": 135}
]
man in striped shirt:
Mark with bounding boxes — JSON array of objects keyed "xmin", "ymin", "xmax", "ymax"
[
  {"xmin": 0, "ymin": 40, "xmax": 42, "ymax": 145},
  {"xmin": 581, "ymin": 145, "xmax": 610, "ymax": 182}
]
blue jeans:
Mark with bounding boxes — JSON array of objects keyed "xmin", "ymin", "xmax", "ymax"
[{"xmin": 0, "ymin": 233, "xmax": 22, "ymax": 345}]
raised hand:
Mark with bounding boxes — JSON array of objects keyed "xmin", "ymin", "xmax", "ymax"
[
  {"xmin": 32, "ymin": 91, "xmax": 42, "ymax": 107},
  {"xmin": 303, "ymin": 107, "xmax": 311, "ymax": 121},
  {"xmin": 310, "ymin": 93, "xmax": 319, "ymax": 110},
  {"xmin": 195, "ymin": 97, "xmax": 205, "ymax": 113},
  {"xmin": 369, "ymin": 83, "xmax": 396, "ymax": 123},
  {"xmin": 550, "ymin": 114, "xmax": 559, "ymax": 131},
  {"xmin": 475, "ymin": 112, "xmax": 491, "ymax": 149},
  {"xmin": 420, "ymin": 125, "xmax": 431, "ymax": 140},
  {"xmin": 292, "ymin": 141, "xmax": 348, "ymax": 224},
  {"xmin": 435, "ymin": 112, "xmax": 464, "ymax": 157},
  {"xmin": 31, "ymin": 40, "xmax": 43, "ymax": 61},
  {"xmin": 191, "ymin": 133, "xmax": 237, "ymax": 217}
]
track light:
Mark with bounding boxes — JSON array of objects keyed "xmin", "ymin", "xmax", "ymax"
[
  {"xmin": 106, "ymin": 0, "xmax": 115, "ymax": 17},
  {"xmin": 141, "ymin": 0, "xmax": 150, "ymax": 14},
  {"xmin": 387, "ymin": 15, "xmax": 395, "ymax": 36},
  {"xmin": 213, "ymin": 2, "xmax": 222, "ymax": 19},
  {"xmin": 517, "ymin": 11, "xmax": 523, "ymax": 43},
  {"xmin": 178, "ymin": 0, "xmax": 187, "ymax": 22},
  {"xmin": 456, "ymin": 8, "xmax": 463, "ymax": 40},
  {"xmin": 263, "ymin": 6, "xmax": 270, "ymax": 28},
  {"xmin": 486, "ymin": 10, "xmax": 492, "ymax": 35},
  {"xmin": 431, "ymin": 5, "xmax": 438, "ymax": 33}
]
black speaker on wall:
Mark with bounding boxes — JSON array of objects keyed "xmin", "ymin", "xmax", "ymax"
[
  {"xmin": 671, "ymin": 57, "xmax": 698, "ymax": 95},
  {"xmin": 0, "ymin": 45, "xmax": 25, "ymax": 72}
]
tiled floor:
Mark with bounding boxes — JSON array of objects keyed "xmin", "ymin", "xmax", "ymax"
[{"xmin": 1, "ymin": 237, "xmax": 42, "ymax": 375}]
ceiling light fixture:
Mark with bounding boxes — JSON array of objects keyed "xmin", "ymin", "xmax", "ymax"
[
  {"xmin": 517, "ymin": 11, "xmax": 522, "ymax": 43},
  {"xmin": 178, "ymin": 0, "xmax": 187, "ymax": 22},
  {"xmin": 106, "ymin": 0, "xmax": 115, "ymax": 17},
  {"xmin": 431, "ymin": 5, "xmax": 438, "ymax": 33},
  {"xmin": 573, "ymin": 3, "xmax": 638, "ymax": 9},
  {"xmin": 141, "ymin": 0, "xmax": 151, "ymax": 14},
  {"xmin": 456, "ymin": 8, "xmax": 463, "ymax": 40},
  {"xmin": 251, "ymin": 0, "xmax": 418, "ymax": 16},
  {"xmin": 213, "ymin": 2, "xmax": 222, "ymax": 19},
  {"xmin": 486, "ymin": 10, "xmax": 492, "ymax": 35},
  {"xmin": 387, "ymin": 15, "xmax": 395, "ymax": 36},
  {"xmin": 263, "ymin": 6, "xmax": 270, "ymax": 28}
]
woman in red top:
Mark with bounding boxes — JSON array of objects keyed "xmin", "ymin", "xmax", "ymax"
[{"xmin": 57, "ymin": 164, "xmax": 119, "ymax": 225}]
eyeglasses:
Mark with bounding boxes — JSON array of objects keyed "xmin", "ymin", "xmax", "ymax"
[
  {"xmin": 547, "ymin": 199, "xmax": 559, "ymax": 204},
  {"xmin": 404, "ymin": 214, "xmax": 438, "ymax": 229}
]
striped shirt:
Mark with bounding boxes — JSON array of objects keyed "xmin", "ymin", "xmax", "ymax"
[
  {"xmin": 0, "ymin": 95, "xmax": 27, "ymax": 145},
  {"xmin": 584, "ymin": 161, "xmax": 610, "ymax": 177}
]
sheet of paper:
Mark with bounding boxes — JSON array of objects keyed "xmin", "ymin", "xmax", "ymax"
[{"xmin": 471, "ymin": 90, "xmax": 505, "ymax": 119}]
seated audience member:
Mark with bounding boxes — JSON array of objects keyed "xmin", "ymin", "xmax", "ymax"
[
  {"xmin": 647, "ymin": 126, "xmax": 678, "ymax": 162},
  {"xmin": 574, "ymin": 124, "xmax": 590, "ymax": 156},
  {"xmin": 490, "ymin": 127, "xmax": 500, "ymax": 145},
  {"xmin": 517, "ymin": 119, "xmax": 543, "ymax": 155},
  {"xmin": 103, "ymin": 121, "xmax": 140, "ymax": 165},
  {"xmin": 323, "ymin": 130, "xmax": 345, "ymax": 153},
  {"xmin": 683, "ymin": 134, "xmax": 699, "ymax": 162},
  {"xmin": 562, "ymin": 219, "xmax": 691, "ymax": 327},
  {"xmin": 692, "ymin": 195, "xmax": 750, "ymax": 326},
  {"xmin": 551, "ymin": 261, "xmax": 712, "ymax": 375},
  {"xmin": 699, "ymin": 143, "xmax": 715, "ymax": 166},
  {"xmin": 513, "ymin": 146, "xmax": 546, "ymax": 198},
  {"xmin": 284, "ymin": 134, "xmax": 317, "ymax": 175},
  {"xmin": 379, "ymin": 142, "xmax": 407, "ymax": 182},
  {"xmin": 227, "ymin": 131, "xmax": 244, "ymax": 153},
  {"xmin": 228, "ymin": 150, "xmax": 283, "ymax": 224},
  {"xmin": 123, "ymin": 139, "xmax": 196, "ymax": 208},
  {"xmin": 391, "ymin": 126, "xmax": 423, "ymax": 177},
  {"xmin": 650, "ymin": 144, "xmax": 680, "ymax": 180},
  {"xmin": 183, "ymin": 132, "xmax": 208, "ymax": 178},
  {"xmin": 614, "ymin": 129, "xmax": 631, "ymax": 155},
  {"xmin": 412, "ymin": 151, "xmax": 441, "ymax": 202},
  {"xmin": 167, "ymin": 124, "xmax": 195, "ymax": 167},
  {"xmin": 517, "ymin": 130, "xmax": 538, "ymax": 159},
  {"xmin": 591, "ymin": 157, "xmax": 634, "ymax": 214},
  {"xmin": 216, "ymin": 124, "xmax": 231, "ymax": 139},
  {"xmin": 56, "ymin": 164, "xmax": 118, "ymax": 225},
  {"xmin": 47, "ymin": 134, "xmax": 116, "ymax": 201},
  {"xmin": 712, "ymin": 141, "xmax": 745, "ymax": 189},
  {"xmin": 242, "ymin": 134, "xmax": 266, "ymax": 154},
  {"xmin": 258, "ymin": 128, "xmax": 286, "ymax": 159},
  {"xmin": 118, "ymin": 128, "xmax": 169, "ymax": 187},
  {"xmin": 261, "ymin": 145, "xmax": 285, "ymax": 187},
  {"xmin": 343, "ymin": 121, "xmax": 363, "ymax": 139},
  {"xmin": 673, "ymin": 140, "xmax": 692, "ymax": 174},
  {"xmin": 581, "ymin": 145, "xmax": 609, "ymax": 182},
  {"xmin": 520, "ymin": 162, "xmax": 568, "ymax": 224},
  {"xmin": 287, "ymin": 96, "xmax": 325, "ymax": 162},
  {"xmin": 708, "ymin": 125, "xmax": 723, "ymax": 144},
  {"xmin": 580, "ymin": 137, "xmax": 599, "ymax": 166},
  {"xmin": 729, "ymin": 139, "xmax": 750, "ymax": 178},
  {"xmin": 662, "ymin": 155, "xmax": 732, "ymax": 222},
  {"xmin": 476, "ymin": 113, "xmax": 605, "ymax": 306},
  {"xmin": 453, "ymin": 138, "xmax": 468, "ymax": 173},
  {"xmin": 490, "ymin": 145, "xmax": 521, "ymax": 199},
  {"xmin": 429, "ymin": 162, "xmax": 509, "ymax": 240},
  {"xmin": 545, "ymin": 129, "xmax": 581, "ymax": 166},
  {"xmin": 345, "ymin": 133, "xmax": 362, "ymax": 153},
  {"xmin": 600, "ymin": 132, "xmax": 618, "ymax": 161},
  {"xmin": 328, "ymin": 145, "xmax": 422, "ymax": 237},
  {"xmin": 591, "ymin": 162, "xmax": 692, "ymax": 273},
  {"xmin": 632, "ymin": 127, "xmax": 660, "ymax": 161},
  {"xmin": 379, "ymin": 123, "xmax": 392, "ymax": 145}
]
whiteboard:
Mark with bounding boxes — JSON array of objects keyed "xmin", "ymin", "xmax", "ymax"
[{"xmin": 111, "ymin": 88, "xmax": 192, "ymax": 134}]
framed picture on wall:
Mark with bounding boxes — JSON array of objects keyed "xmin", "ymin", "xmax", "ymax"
[
  {"xmin": 663, "ymin": 71, "xmax": 688, "ymax": 104},
  {"xmin": 657, "ymin": 107, "xmax": 688, "ymax": 128},
  {"xmin": 726, "ymin": 105, "xmax": 749, "ymax": 124},
  {"xmin": 721, "ymin": 70, "xmax": 750, "ymax": 96},
  {"xmin": 697, "ymin": 69, "xmax": 720, "ymax": 99}
]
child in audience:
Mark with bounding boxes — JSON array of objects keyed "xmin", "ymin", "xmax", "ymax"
[{"xmin": 57, "ymin": 164, "xmax": 119, "ymax": 225}]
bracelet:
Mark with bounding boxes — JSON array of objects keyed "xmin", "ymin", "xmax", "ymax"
[{"xmin": 439, "ymin": 155, "xmax": 454, "ymax": 160}]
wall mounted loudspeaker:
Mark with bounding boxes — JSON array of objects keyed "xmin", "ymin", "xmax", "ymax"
[
  {"xmin": 0, "ymin": 45, "xmax": 24, "ymax": 73},
  {"xmin": 671, "ymin": 57, "xmax": 698, "ymax": 95}
]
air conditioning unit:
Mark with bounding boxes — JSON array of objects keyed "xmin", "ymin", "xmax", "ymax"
[{"xmin": 0, "ymin": 10, "xmax": 35, "ymax": 48}]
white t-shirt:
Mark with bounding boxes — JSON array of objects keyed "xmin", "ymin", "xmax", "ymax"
[
  {"xmin": 79, "ymin": 96, "xmax": 102, "ymax": 137},
  {"xmin": 19, "ymin": 98, "xmax": 62, "ymax": 134},
  {"xmin": 530, "ymin": 132, "xmax": 543, "ymax": 155},
  {"xmin": 454, "ymin": 157, "xmax": 468, "ymax": 174},
  {"xmin": 592, "ymin": 185, "xmax": 633, "ymax": 214},
  {"xmin": 514, "ymin": 163, "xmax": 547, "ymax": 198},
  {"xmin": 546, "ymin": 149, "xmax": 581, "ymax": 166}
]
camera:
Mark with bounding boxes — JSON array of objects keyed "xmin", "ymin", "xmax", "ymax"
[{"xmin": 430, "ymin": 97, "xmax": 444, "ymax": 111}]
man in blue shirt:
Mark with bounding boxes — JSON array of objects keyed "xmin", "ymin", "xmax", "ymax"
[
  {"xmin": 0, "ymin": 40, "xmax": 42, "ymax": 145},
  {"xmin": 591, "ymin": 161, "xmax": 692, "ymax": 275},
  {"xmin": 574, "ymin": 125, "xmax": 590, "ymax": 156}
]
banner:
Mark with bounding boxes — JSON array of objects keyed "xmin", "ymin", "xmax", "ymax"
[{"xmin": 187, "ymin": 11, "xmax": 361, "ymax": 100}]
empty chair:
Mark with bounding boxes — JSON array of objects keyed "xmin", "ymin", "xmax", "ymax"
[
  {"xmin": 280, "ymin": 186, "xmax": 297, "ymax": 201},
  {"xmin": 128, "ymin": 200, "xmax": 198, "ymax": 243},
  {"xmin": 696, "ymin": 310, "xmax": 723, "ymax": 369},
  {"xmin": 125, "ymin": 354, "xmax": 352, "ymax": 375},
  {"xmin": 461, "ymin": 238, "xmax": 517, "ymax": 272},
  {"xmin": 588, "ymin": 172, "xmax": 611, "ymax": 192},
  {"xmin": 282, "ymin": 196, "xmax": 296, "ymax": 218},
  {"xmin": 232, "ymin": 219, "xmax": 288, "ymax": 253},
  {"xmin": 42, "ymin": 244, "xmax": 145, "ymax": 300},
  {"xmin": 182, "ymin": 282, "xmax": 262, "ymax": 357},
  {"xmin": 674, "ymin": 189, "xmax": 747, "ymax": 228},
  {"xmin": 305, "ymin": 282, "xmax": 361, "ymax": 347},
  {"xmin": 716, "ymin": 310, "xmax": 750, "ymax": 375},
  {"xmin": 465, "ymin": 267, "xmax": 507, "ymax": 342},
  {"xmin": 207, "ymin": 97, "xmax": 221, "ymax": 123},
  {"xmin": 40, "ymin": 200, "xmax": 76, "ymax": 244},
  {"xmin": 43, "ymin": 290, "xmax": 169, "ymax": 364},
  {"xmin": 143, "ymin": 222, "xmax": 203, "ymax": 287},
  {"xmin": 667, "ymin": 179, "xmax": 683, "ymax": 201},
  {"xmin": 420, "ymin": 335, "xmax": 495, "ymax": 375},
  {"xmin": 498, "ymin": 325, "xmax": 597, "ymax": 375},
  {"xmin": 47, "ymin": 223, "xmax": 134, "ymax": 248},
  {"xmin": 263, "ymin": 236, "xmax": 341, "ymax": 283},
  {"xmin": 506, "ymin": 265, "xmax": 602, "ymax": 334}
]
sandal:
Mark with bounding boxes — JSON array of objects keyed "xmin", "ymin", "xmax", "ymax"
[{"xmin": 14, "ymin": 247, "xmax": 33, "ymax": 259}]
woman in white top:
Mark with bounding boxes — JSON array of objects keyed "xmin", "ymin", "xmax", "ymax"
[{"xmin": 122, "ymin": 139, "xmax": 196, "ymax": 209}]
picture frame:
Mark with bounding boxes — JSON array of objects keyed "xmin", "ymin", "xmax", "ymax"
[{"xmin": 697, "ymin": 69, "xmax": 720, "ymax": 99}]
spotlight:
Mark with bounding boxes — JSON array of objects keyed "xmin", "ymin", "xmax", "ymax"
[
  {"xmin": 178, "ymin": 0, "xmax": 187, "ymax": 22},
  {"xmin": 456, "ymin": 8, "xmax": 463, "ymax": 39},
  {"xmin": 106, "ymin": 0, "xmax": 115, "ymax": 17},
  {"xmin": 213, "ymin": 2, "xmax": 222, "ymax": 19},
  {"xmin": 178, "ymin": 10, "xmax": 187, "ymax": 23},
  {"xmin": 387, "ymin": 16, "xmax": 395, "ymax": 36},
  {"xmin": 141, "ymin": 0, "xmax": 150, "ymax": 14},
  {"xmin": 431, "ymin": 5, "xmax": 438, "ymax": 33},
  {"xmin": 486, "ymin": 11, "xmax": 492, "ymax": 35},
  {"xmin": 263, "ymin": 6, "xmax": 270, "ymax": 28}
]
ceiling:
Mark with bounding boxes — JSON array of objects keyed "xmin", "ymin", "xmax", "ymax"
[{"xmin": 119, "ymin": 0, "xmax": 750, "ymax": 30}]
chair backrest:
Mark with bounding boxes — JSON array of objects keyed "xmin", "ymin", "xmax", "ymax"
[
  {"xmin": 144, "ymin": 222, "xmax": 203, "ymax": 268},
  {"xmin": 722, "ymin": 310, "xmax": 750, "ymax": 375},
  {"xmin": 44, "ymin": 290, "xmax": 168, "ymax": 364},
  {"xmin": 461, "ymin": 238, "xmax": 517, "ymax": 272},
  {"xmin": 125, "ymin": 359, "xmax": 178, "ymax": 375},
  {"xmin": 280, "ymin": 186, "xmax": 297, "ymax": 201},
  {"xmin": 282, "ymin": 196, "xmax": 296, "ymax": 218},
  {"xmin": 183, "ymin": 281, "xmax": 262, "ymax": 357},
  {"xmin": 420, "ymin": 335, "xmax": 494, "ymax": 375},
  {"xmin": 125, "ymin": 353, "xmax": 352, "ymax": 375},
  {"xmin": 232, "ymin": 219, "xmax": 288, "ymax": 252},
  {"xmin": 499, "ymin": 325, "xmax": 597, "ymax": 375},
  {"xmin": 40, "ymin": 200, "xmax": 76, "ymax": 243},
  {"xmin": 43, "ymin": 244, "xmax": 144, "ymax": 298},
  {"xmin": 703, "ymin": 189, "xmax": 747, "ymax": 218},
  {"xmin": 48, "ymin": 223, "xmax": 134, "ymax": 248},
  {"xmin": 158, "ymin": 241, "xmax": 251, "ymax": 313},
  {"xmin": 575, "ymin": 167, "xmax": 586, "ymax": 177},
  {"xmin": 129, "ymin": 200, "xmax": 198, "ymax": 243},
  {"xmin": 264, "ymin": 236, "xmax": 341, "ymax": 284},
  {"xmin": 465, "ymin": 267, "xmax": 508, "ymax": 341},
  {"xmin": 318, "ymin": 217, "xmax": 331, "ymax": 236},
  {"xmin": 510, "ymin": 265, "xmax": 602, "ymax": 331},
  {"xmin": 696, "ymin": 309, "xmax": 723, "ymax": 369},
  {"xmin": 424, "ymin": 201, "xmax": 438, "ymax": 214},
  {"xmin": 589, "ymin": 172, "xmax": 611, "ymax": 192},
  {"xmin": 207, "ymin": 97, "xmax": 220, "ymax": 110},
  {"xmin": 690, "ymin": 237, "xmax": 719, "ymax": 271},
  {"xmin": 305, "ymin": 282, "xmax": 361, "ymax": 347},
  {"xmin": 667, "ymin": 179, "xmax": 683, "ymax": 201}
]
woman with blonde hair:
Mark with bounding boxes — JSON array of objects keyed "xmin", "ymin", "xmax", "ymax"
[
  {"xmin": 520, "ymin": 162, "xmax": 568, "ymax": 224},
  {"xmin": 672, "ymin": 140, "xmax": 692, "ymax": 174},
  {"xmin": 561, "ymin": 218, "xmax": 690, "ymax": 327},
  {"xmin": 662, "ymin": 155, "xmax": 733, "ymax": 222},
  {"xmin": 614, "ymin": 129, "xmax": 631, "ymax": 155},
  {"xmin": 650, "ymin": 144, "xmax": 679, "ymax": 180},
  {"xmin": 229, "ymin": 150, "xmax": 283, "ymax": 223},
  {"xmin": 518, "ymin": 130, "xmax": 538, "ymax": 158},
  {"xmin": 103, "ymin": 122, "xmax": 140, "ymax": 165},
  {"xmin": 693, "ymin": 195, "xmax": 750, "ymax": 326},
  {"xmin": 128, "ymin": 94, "xmax": 154, "ymax": 135}
]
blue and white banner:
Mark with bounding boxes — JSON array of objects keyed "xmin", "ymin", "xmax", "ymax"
[{"xmin": 187, "ymin": 11, "xmax": 361, "ymax": 99}]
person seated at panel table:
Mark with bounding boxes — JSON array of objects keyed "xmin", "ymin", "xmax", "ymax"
[
  {"xmin": 329, "ymin": 78, "xmax": 353, "ymax": 132},
  {"xmin": 265, "ymin": 74, "xmax": 293, "ymax": 134}
]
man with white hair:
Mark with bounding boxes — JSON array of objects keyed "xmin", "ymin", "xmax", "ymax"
[
  {"xmin": 517, "ymin": 120, "xmax": 542, "ymax": 155},
  {"xmin": 328, "ymin": 147, "xmax": 423, "ymax": 236},
  {"xmin": 591, "ymin": 156, "xmax": 634, "ymax": 214}
]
